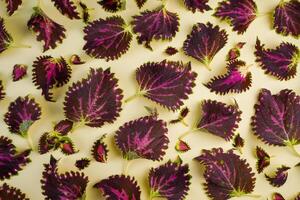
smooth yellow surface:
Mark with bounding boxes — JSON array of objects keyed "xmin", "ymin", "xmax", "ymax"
[{"xmin": 0, "ymin": 0, "xmax": 299, "ymax": 199}]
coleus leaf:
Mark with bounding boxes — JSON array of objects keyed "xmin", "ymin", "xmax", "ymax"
[
  {"xmin": 0, "ymin": 183, "xmax": 29, "ymax": 200},
  {"xmin": 183, "ymin": 22, "xmax": 228, "ymax": 69},
  {"xmin": 0, "ymin": 17, "xmax": 13, "ymax": 54},
  {"xmin": 60, "ymin": 139, "xmax": 77, "ymax": 155},
  {"xmin": 265, "ymin": 166, "xmax": 290, "ymax": 187},
  {"xmin": 32, "ymin": 55, "xmax": 71, "ymax": 101},
  {"xmin": 41, "ymin": 155, "xmax": 89, "ymax": 200},
  {"xmin": 50, "ymin": 0, "xmax": 81, "ymax": 19},
  {"xmin": 79, "ymin": 2, "xmax": 90, "ymax": 23},
  {"xmin": 38, "ymin": 132, "xmax": 57, "ymax": 154},
  {"xmin": 183, "ymin": 0, "xmax": 212, "ymax": 13},
  {"xmin": 254, "ymin": 38, "xmax": 299, "ymax": 80},
  {"xmin": 232, "ymin": 133, "xmax": 244, "ymax": 153},
  {"xmin": 75, "ymin": 158, "xmax": 90, "ymax": 170},
  {"xmin": 54, "ymin": 119, "xmax": 73, "ymax": 135},
  {"xmin": 214, "ymin": 0, "xmax": 257, "ymax": 34},
  {"xmin": 272, "ymin": 193, "xmax": 285, "ymax": 200},
  {"xmin": 149, "ymin": 161, "xmax": 191, "ymax": 200},
  {"xmin": 92, "ymin": 134, "xmax": 108, "ymax": 163},
  {"xmin": 255, "ymin": 146, "xmax": 270, "ymax": 173},
  {"xmin": 3, "ymin": 0, "xmax": 23, "ymax": 15},
  {"xmin": 94, "ymin": 175, "xmax": 141, "ymax": 200},
  {"xmin": 165, "ymin": 46, "xmax": 178, "ymax": 56},
  {"xmin": 115, "ymin": 115, "xmax": 169, "ymax": 161},
  {"xmin": 0, "ymin": 136, "xmax": 31, "ymax": 180},
  {"xmin": 227, "ymin": 42, "xmax": 245, "ymax": 61},
  {"xmin": 83, "ymin": 16, "xmax": 132, "ymax": 61},
  {"xmin": 197, "ymin": 100, "xmax": 242, "ymax": 141},
  {"xmin": 170, "ymin": 107, "xmax": 189, "ymax": 125},
  {"xmin": 251, "ymin": 89, "xmax": 300, "ymax": 156},
  {"xmin": 27, "ymin": 7, "xmax": 66, "ymax": 51},
  {"xmin": 12, "ymin": 64, "xmax": 27, "ymax": 81},
  {"xmin": 132, "ymin": 6, "xmax": 179, "ymax": 50},
  {"xmin": 204, "ymin": 60, "xmax": 252, "ymax": 94},
  {"xmin": 98, "ymin": 0, "xmax": 125, "ymax": 12},
  {"xmin": 194, "ymin": 148, "xmax": 256, "ymax": 200},
  {"xmin": 64, "ymin": 68, "xmax": 123, "ymax": 128},
  {"xmin": 69, "ymin": 54, "xmax": 85, "ymax": 65},
  {"xmin": 131, "ymin": 60, "xmax": 197, "ymax": 111},
  {"xmin": 0, "ymin": 80, "xmax": 5, "ymax": 101},
  {"xmin": 175, "ymin": 139, "xmax": 191, "ymax": 153},
  {"xmin": 135, "ymin": 0, "xmax": 147, "ymax": 8},
  {"xmin": 4, "ymin": 96, "xmax": 41, "ymax": 136},
  {"xmin": 273, "ymin": 0, "xmax": 300, "ymax": 38}
]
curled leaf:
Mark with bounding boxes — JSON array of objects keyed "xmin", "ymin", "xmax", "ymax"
[
  {"xmin": 51, "ymin": 0, "xmax": 80, "ymax": 19},
  {"xmin": 0, "ymin": 183, "xmax": 29, "ymax": 200},
  {"xmin": 227, "ymin": 42, "xmax": 245, "ymax": 61},
  {"xmin": 255, "ymin": 146, "xmax": 270, "ymax": 173},
  {"xmin": 0, "ymin": 17, "xmax": 13, "ymax": 54},
  {"xmin": 3, "ymin": 0, "xmax": 23, "ymax": 15},
  {"xmin": 183, "ymin": 0, "xmax": 211, "ymax": 13},
  {"xmin": 79, "ymin": 1, "xmax": 90, "ymax": 23},
  {"xmin": 38, "ymin": 132, "xmax": 57, "ymax": 154},
  {"xmin": 175, "ymin": 139, "xmax": 190, "ymax": 153},
  {"xmin": 265, "ymin": 166, "xmax": 290, "ymax": 187},
  {"xmin": 170, "ymin": 107, "xmax": 189, "ymax": 125},
  {"xmin": 149, "ymin": 161, "xmax": 191, "ymax": 200},
  {"xmin": 69, "ymin": 54, "xmax": 85, "ymax": 65},
  {"xmin": 92, "ymin": 134, "xmax": 108, "ymax": 163},
  {"xmin": 255, "ymin": 38, "xmax": 299, "ymax": 80},
  {"xmin": 232, "ymin": 133, "xmax": 244, "ymax": 153},
  {"xmin": 98, "ymin": 0, "xmax": 125, "ymax": 12},
  {"xmin": 75, "ymin": 158, "xmax": 90, "ymax": 170},
  {"xmin": 12, "ymin": 64, "xmax": 27, "ymax": 81},
  {"xmin": 115, "ymin": 115, "xmax": 169, "ymax": 161}
]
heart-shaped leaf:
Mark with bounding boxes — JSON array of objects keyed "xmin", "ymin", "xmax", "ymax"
[
  {"xmin": 183, "ymin": 0, "xmax": 211, "ymax": 13},
  {"xmin": 0, "ymin": 183, "xmax": 29, "ymax": 200},
  {"xmin": 50, "ymin": 0, "xmax": 80, "ymax": 19}
]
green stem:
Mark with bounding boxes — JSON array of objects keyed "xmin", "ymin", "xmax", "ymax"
[
  {"xmin": 26, "ymin": 133, "xmax": 34, "ymax": 150},
  {"xmin": 123, "ymin": 159, "xmax": 132, "ymax": 175},
  {"xmin": 180, "ymin": 119, "xmax": 188, "ymax": 127},
  {"xmin": 124, "ymin": 92, "xmax": 141, "ymax": 103},
  {"xmin": 71, "ymin": 120, "xmax": 85, "ymax": 133},
  {"xmin": 179, "ymin": 128, "xmax": 197, "ymax": 139},
  {"xmin": 256, "ymin": 12, "xmax": 272, "ymax": 17},
  {"xmin": 10, "ymin": 44, "xmax": 31, "ymax": 49},
  {"xmin": 288, "ymin": 144, "xmax": 300, "ymax": 157},
  {"xmin": 242, "ymin": 194, "xmax": 261, "ymax": 198}
]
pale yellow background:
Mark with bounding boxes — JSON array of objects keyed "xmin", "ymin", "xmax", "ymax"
[{"xmin": 0, "ymin": 0, "xmax": 299, "ymax": 199}]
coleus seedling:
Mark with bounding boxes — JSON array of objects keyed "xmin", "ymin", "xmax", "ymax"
[
  {"xmin": 92, "ymin": 134, "xmax": 109, "ymax": 163},
  {"xmin": 115, "ymin": 114, "xmax": 169, "ymax": 161},
  {"xmin": 0, "ymin": 136, "xmax": 31, "ymax": 180},
  {"xmin": 27, "ymin": 7, "xmax": 66, "ymax": 51},
  {"xmin": 148, "ymin": 160, "xmax": 191, "ymax": 200},
  {"xmin": 204, "ymin": 60, "xmax": 252, "ymax": 94},
  {"xmin": 194, "ymin": 148, "xmax": 257, "ymax": 200},
  {"xmin": 256, "ymin": 146, "xmax": 270, "ymax": 173},
  {"xmin": 273, "ymin": 0, "xmax": 300, "ymax": 38},
  {"xmin": 41, "ymin": 155, "xmax": 89, "ymax": 200},
  {"xmin": 183, "ymin": 0, "xmax": 211, "ymax": 13},
  {"xmin": 94, "ymin": 175, "xmax": 141, "ymax": 199},
  {"xmin": 265, "ymin": 166, "xmax": 290, "ymax": 187},
  {"xmin": 214, "ymin": 0, "xmax": 257, "ymax": 34},
  {"xmin": 12, "ymin": 64, "xmax": 27, "ymax": 81},
  {"xmin": 183, "ymin": 22, "xmax": 228, "ymax": 70},
  {"xmin": 255, "ymin": 38, "xmax": 299, "ymax": 80},
  {"xmin": 64, "ymin": 68, "xmax": 123, "ymax": 128},
  {"xmin": 0, "ymin": 183, "xmax": 29, "ymax": 200},
  {"xmin": 251, "ymin": 89, "xmax": 300, "ymax": 157},
  {"xmin": 2, "ymin": 0, "xmax": 23, "ymax": 15},
  {"xmin": 32, "ymin": 55, "xmax": 71, "ymax": 101},
  {"xmin": 126, "ymin": 60, "xmax": 197, "ymax": 111}
]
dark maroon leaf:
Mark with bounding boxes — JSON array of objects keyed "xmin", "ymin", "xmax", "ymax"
[
  {"xmin": 115, "ymin": 115, "xmax": 169, "ymax": 161},
  {"xmin": 232, "ymin": 133, "xmax": 244, "ymax": 153},
  {"xmin": 255, "ymin": 146, "xmax": 270, "ymax": 173},
  {"xmin": 0, "ymin": 80, "xmax": 5, "ymax": 101},
  {"xmin": 0, "ymin": 17, "xmax": 13, "ymax": 54},
  {"xmin": 204, "ymin": 60, "xmax": 252, "ymax": 94},
  {"xmin": 194, "ymin": 148, "xmax": 256, "ymax": 200},
  {"xmin": 38, "ymin": 132, "xmax": 57, "ymax": 154},
  {"xmin": 183, "ymin": 22, "xmax": 228, "ymax": 69},
  {"xmin": 33, "ymin": 55, "xmax": 71, "ymax": 101},
  {"xmin": 214, "ymin": 0, "xmax": 257, "ymax": 34},
  {"xmin": 70, "ymin": 54, "xmax": 85, "ymax": 65},
  {"xmin": 165, "ymin": 46, "xmax": 178, "ymax": 56},
  {"xmin": 175, "ymin": 139, "xmax": 190, "ymax": 153},
  {"xmin": 75, "ymin": 158, "xmax": 90, "ymax": 170},
  {"xmin": 51, "ymin": 0, "xmax": 80, "ymax": 19},
  {"xmin": 94, "ymin": 175, "xmax": 141, "ymax": 200},
  {"xmin": 12, "ymin": 64, "xmax": 27, "ymax": 81},
  {"xmin": 92, "ymin": 134, "xmax": 108, "ymax": 163},
  {"xmin": 183, "ymin": 0, "xmax": 211, "ymax": 13},
  {"xmin": 273, "ymin": 0, "xmax": 300, "ymax": 38},
  {"xmin": 227, "ymin": 42, "xmax": 245, "ymax": 61},
  {"xmin": 0, "ymin": 136, "xmax": 31, "ymax": 180},
  {"xmin": 98, "ymin": 0, "xmax": 125, "ymax": 12},
  {"xmin": 170, "ymin": 107, "xmax": 189, "ymax": 125},
  {"xmin": 149, "ymin": 161, "xmax": 191, "ymax": 200},
  {"xmin": 132, "ymin": 7, "xmax": 179, "ymax": 50},
  {"xmin": 131, "ymin": 60, "xmax": 197, "ymax": 111},
  {"xmin": 197, "ymin": 100, "xmax": 242, "ymax": 141},
  {"xmin": 255, "ymin": 38, "xmax": 299, "ymax": 80},
  {"xmin": 265, "ymin": 166, "xmax": 290, "ymax": 187},
  {"xmin": 54, "ymin": 119, "xmax": 73, "ymax": 135},
  {"xmin": 27, "ymin": 7, "xmax": 66, "ymax": 51},
  {"xmin": 4, "ymin": 96, "xmax": 41, "ymax": 136},
  {"xmin": 0, "ymin": 183, "xmax": 29, "ymax": 200},
  {"xmin": 64, "ymin": 68, "xmax": 123, "ymax": 128},
  {"xmin": 272, "ymin": 193, "xmax": 285, "ymax": 200},
  {"xmin": 3, "ymin": 0, "xmax": 22, "ymax": 15},
  {"xmin": 83, "ymin": 16, "xmax": 132, "ymax": 61},
  {"xmin": 41, "ymin": 155, "xmax": 88, "ymax": 200},
  {"xmin": 251, "ymin": 89, "xmax": 300, "ymax": 156},
  {"xmin": 79, "ymin": 1, "xmax": 90, "ymax": 23},
  {"xmin": 135, "ymin": 0, "xmax": 147, "ymax": 8},
  {"xmin": 60, "ymin": 139, "xmax": 77, "ymax": 155}
]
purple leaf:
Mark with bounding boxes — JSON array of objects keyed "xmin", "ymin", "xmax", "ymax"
[
  {"xmin": 135, "ymin": 0, "xmax": 147, "ymax": 8},
  {"xmin": 227, "ymin": 42, "xmax": 245, "ymax": 61},
  {"xmin": 60, "ymin": 139, "xmax": 77, "ymax": 155},
  {"xmin": 0, "ymin": 183, "xmax": 29, "ymax": 200},
  {"xmin": 183, "ymin": 22, "xmax": 228, "ymax": 69},
  {"xmin": 69, "ymin": 54, "xmax": 85, "ymax": 65},
  {"xmin": 170, "ymin": 107, "xmax": 190, "ymax": 125},
  {"xmin": 214, "ymin": 0, "xmax": 257, "ymax": 34},
  {"xmin": 194, "ymin": 148, "xmax": 256, "ymax": 200},
  {"xmin": 4, "ymin": 96, "xmax": 41, "ymax": 136},
  {"xmin": 273, "ymin": 0, "xmax": 300, "ymax": 38},
  {"xmin": 75, "ymin": 158, "xmax": 90, "ymax": 170},
  {"xmin": 132, "ymin": 7, "xmax": 179, "ymax": 50},
  {"xmin": 98, "ymin": 0, "xmax": 125, "ymax": 12},
  {"xmin": 265, "ymin": 166, "xmax": 290, "ymax": 187},
  {"xmin": 149, "ymin": 161, "xmax": 191, "ymax": 200},
  {"xmin": 0, "ymin": 17, "xmax": 13, "ymax": 54},
  {"xmin": 83, "ymin": 16, "xmax": 132, "ymax": 61},
  {"xmin": 64, "ymin": 68, "xmax": 123, "ymax": 128},
  {"xmin": 133, "ymin": 60, "xmax": 197, "ymax": 111},
  {"xmin": 165, "ymin": 46, "xmax": 178, "ymax": 56},
  {"xmin": 255, "ymin": 38, "xmax": 299, "ymax": 80},
  {"xmin": 4, "ymin": 0, "xmax": 22, "ymax": 15},
  {"xmin": 38, "ymin": 132, "xmax": 57, "ymax": 154},
  {"xmin": 251, "ymin": 89, "xmax": 300, "ymax": 154},
  {"xmin": 79, "ymin": 2, "xmax": 90, "ymax": 23},
  {"xmin": 0, "ymin": 136, "xmax": 31, "ymax": 180},
  {"xmin": 0, "ymin": 80, "xmax": 5, "ymax": 101},
  {"xmin": 204, "ymin": 60, "xmax": 252, "ymax": 94},
  {"xmin": 197, "ymin": 100, "xmax": 242, "ymax": 141},
  {"xmin": 27, "ymin": 7, "xmax": 66, "ymax": 51},
  {"xmin": 255, "ymin": 146, "xmax": 270, "ymax": 173},
  {"xmin": 33, "ymin": 55, "xmax": 71, "ymax": 101},
  {"xmin": 12, "ymin": 64, "xmax": 27, "ymax": 81},
  {"xmin": 232, "ymin": 133, "xmax": 244, "ymax": 153},
  {"xmin": 175, "ymin": 139, "xmax": 191, "ymax": 153},
  {"xmin": 51, "ymin": 0, "xmax": 80, "ymax": 19},
  {"xmin": 272, "ymin": 193, "xmax": 285, "ymax": 200},
  {"xmin": 183, "ymin": 0, "xmax": 211, "ymax": 13},
  {"xmin": 94, "ymin": 175, "xmax": 141, "ymax": 200},
  {"xmin": 41, "ymin": 155, "xmax": 89, "ymax": 200},
  {"xmin": 92, "ymin": 134, "xmax": 108, "ymax": 163},
  {"xmin": 115, "ymin": 115, "xmax": 169, "ymax": 161},
  {"xmin": 54, "ymin": 119, "xmax": 73, "ymax": 135}
]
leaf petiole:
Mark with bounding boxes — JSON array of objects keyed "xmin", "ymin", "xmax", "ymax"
[
  {"xmin": 10, "ymin": 44, "xmax": 31, "ymax": 49},
  {"xmin": 179, "ymin": 128, "xmax": 198, "ymax": 139},
  {"xmin": 124, "ymin": 91, "xmax": 145, "ymax": 103}
]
